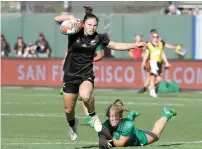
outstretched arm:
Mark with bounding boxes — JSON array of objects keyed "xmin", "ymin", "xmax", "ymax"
[
  {"xmin": 107, "ymin": 41, "xmax": 146, "ymax": 51},
  {"xmin": 165, "ymin": 43, "xmax": 176, "ymax": 49}
]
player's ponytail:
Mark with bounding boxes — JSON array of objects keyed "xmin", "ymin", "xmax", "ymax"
[
  {"xmin": 106, "ymin": 99, "xmax": 129, "ymax": 118},
  {"xmin": 84, "ymin": 6, "xmax": 93, "ymax": 15},
  {"xmin": 83, "ymin": 6, "xmax": 99, "ymax": 23}
]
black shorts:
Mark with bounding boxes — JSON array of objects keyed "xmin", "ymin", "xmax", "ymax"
[{"xmin": 63, "ymin": 74, "xmax": 95, "ymax": 94}]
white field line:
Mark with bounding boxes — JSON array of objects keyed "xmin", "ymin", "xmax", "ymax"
[
  {"xmin": 1, "ymin": 113, "xmax": 104, "ymax": 118},
  {"xmin": 3, "ymin": 101, "xmax": 184, "ymax": 106},
  {"xmin": 2, "ymin": 93, "xmax": 200, "ymax": 101},
  {"xmin": 3, "ymin": 140, "xmax": 202, "ymax": 145}
]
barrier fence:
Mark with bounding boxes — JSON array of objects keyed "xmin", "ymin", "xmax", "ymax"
[{"xmin": 1, "ymin": 59, "xmax": 202, "ymax": 90}]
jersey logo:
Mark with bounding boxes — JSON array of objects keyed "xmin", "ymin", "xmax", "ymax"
[
  {"xmin": 63, "ymin": 83, "xmax": 66, "ymax": 88},
  {"xmin": 81, "ymin": 44, "xmax": 87, "ymax": 47}
]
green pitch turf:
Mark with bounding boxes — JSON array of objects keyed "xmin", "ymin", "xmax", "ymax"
[{"xmin": 1, "ymin": 87, "xmax": 202, "ymax": 149}]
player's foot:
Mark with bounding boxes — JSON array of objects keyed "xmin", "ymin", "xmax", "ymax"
[
  {"xmin": 163, "ymin": 107, "xmax": 177, "ymax": 120},
  {"xmin": 150, "ymin": 89, "xmax": 158, "ymax": 98},
  {"xmin": 60, "ymin": 87, "xmax": 63, "ymax": 95},
  {"xmin": 127, "ymin": 110, "xmax": 140, "ymax": 121},
  {"xmin": 91, "ymin": 115, "xmax": 102, "ymax": 132},
  {"xmin": 69, "ymin": 118, "xmax": 79, "ymax": 140},
  {"xmin": 85, "ymin": 116, "xmax": 94, "ymax": 128}
]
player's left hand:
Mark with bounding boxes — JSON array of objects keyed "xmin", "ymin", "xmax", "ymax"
[
  {"xmin": 141, "ymin": 63, "xmax": 146, "ymax": 70},
  {"xmin": 136, "ymin": 42, "xmax": 147, "ymax": 48}
]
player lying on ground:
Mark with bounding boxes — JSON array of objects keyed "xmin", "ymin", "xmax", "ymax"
[{"xmin": 98, "ymin": 99, "xmax": 177, "ymax": 149}]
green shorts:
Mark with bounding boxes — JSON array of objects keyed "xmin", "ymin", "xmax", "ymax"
[{"xmin": 134, "ymin": 129, "xmax": 148, "ymax": 146}]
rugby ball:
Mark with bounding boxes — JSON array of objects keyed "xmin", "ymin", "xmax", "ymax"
[{"xmin": 60, "ymin": 19, "xmax": 83, "ymax": 35}]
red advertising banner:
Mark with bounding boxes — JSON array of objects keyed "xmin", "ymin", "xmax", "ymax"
[{"xmin": 1, "ymin": 59, "xmax": 202, "ymax": 90}]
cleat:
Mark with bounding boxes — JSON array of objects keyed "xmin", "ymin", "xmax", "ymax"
[
  {"xmin": 68, "ymin": 118, "xmax": 79, "ymax": 140},
  {"xmin": 60, "ymin": 87, "xmax": 63, "ymax": 95},
  {"xmin": 127, "ymin": 110, "xmax": 140, "ymax": 121},
  {"xmin": 92, "ymin": 115, "xmax": 102, "ymax": 132},
  {"xmin": 150, "ymin": 89, "xmax": 158, "ymax": 98},
  {"xmin": 163, "ymin": 107, "xmax": 177, "ymax": 120},
  {"xmin": 85, "ymin": 116, "xmax": 94, "ymax": 128}
]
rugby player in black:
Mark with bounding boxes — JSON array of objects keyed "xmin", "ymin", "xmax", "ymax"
[{"xmin": 54, "ymin": 6, "xmax": 146, "ymax": 140}]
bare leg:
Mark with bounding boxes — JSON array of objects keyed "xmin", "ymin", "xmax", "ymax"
[
  {"xmin": 146, "ymin": 117, "xmax": 168, "ymax": 144},
  {"xmin": 82, "ymin": 101, "xmax": 89, "ymax": 116},
  {"xmin": 145, "ymin": 107, "xmax": 177, "ymax": 144},
  {"xmin": 63, "ymin": 92, "xmax": 78, "ymax": 140},
  {"xmin": 63, "ymin": 93, "xmax": 78, "ymax": 122},
  {"xmin": 79, "ymin": 81, "xmax": 102, "ymax": 132},
  {"xmin": 144, "ymin": 72, "xmax": 150, "ymax": 88}
]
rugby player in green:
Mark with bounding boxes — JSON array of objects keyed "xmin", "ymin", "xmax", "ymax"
[
  {"xmin": 98, "ymin": 100, "xmax": 177, "ymax": 148},
  {"xmin": 60, "ymin": 45, "xmax": 103, "ymax": 128}
]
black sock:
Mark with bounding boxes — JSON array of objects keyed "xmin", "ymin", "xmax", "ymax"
[
  {"xmin": 155, "ymin": 87, "xmax": 159, "ymax": 94},
  {"xmin": 143, "ymin": 87, "xmax": 147, "ymax": 92},
  {"xmin": 89, "ymin": 109, "xmax": 96, "ymax": 117},
  {"xmin": 68, "ymin": 118, "xmax": 75, "ymax": 127}
]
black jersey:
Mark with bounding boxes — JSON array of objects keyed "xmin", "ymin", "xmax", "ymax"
[{"xmin": 63, "ymin": 29, "xmax": 110, "ymax": 78}]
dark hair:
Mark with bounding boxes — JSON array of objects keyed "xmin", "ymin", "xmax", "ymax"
[
  {"xmin": 83, "ymin": 6, "xmax": 99, "ymax": 24},
  {"xmin": 150, "ymin": 29, "xmax": 157, "ymax": 33},
  {"xmin": 1, "ymin": 34, "xmax": 5, "ymax": 40},
  {"xmin": 17, "ymin": 36, "xmax": 23, "ymax": 40}
]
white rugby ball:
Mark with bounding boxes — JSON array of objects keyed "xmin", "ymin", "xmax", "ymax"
[{"xmin": 60, "ymin": 19, "xmax": 83, "ymax": 35}]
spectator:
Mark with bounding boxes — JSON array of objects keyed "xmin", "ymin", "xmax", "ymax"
[
  {"xmin": 23, "ymin": 43, "xmax": 38, "ymax": 58},
  {"xmin": 13, "ymin": 36, "xmax": 27, "ymax": 57},
  {"xmin": 167, "ymin": 4, "xmax": 181, "ymax": 15},
  {"xmin": 128, "ymin": 34, "xmax": 143, "ymax": 59},
  {"xmin": 1, "ymin": 34, "xmax": 10, "ymax": 57},
  {"xmin": 35, "ymin": 32, "xmax": 51, "ymax": 58},
  {"xmin": 188, "ymin": 8, "xmax": 194, "ymax": 15},
  {"xmin": 193, "ymin": 7, "xmax": 201, "ymax": 15}
]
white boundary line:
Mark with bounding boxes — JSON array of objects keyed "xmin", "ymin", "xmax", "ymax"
[
  {"xmin": 2, "ymin": 93, "xmax": 201, "ymax": 101},
  {"xmin": 2, "ymin": 101, "xmax": 184, "ymax": 106},
  {"xmin": 1, "ymin": 113, "xmax": 104, "ymax": 118},
  {"xmin": 3, "ymin": 140, "xmax": 202, "ymax": 145}
]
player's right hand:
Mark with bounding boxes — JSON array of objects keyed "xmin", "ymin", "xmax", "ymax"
[{"xmin": 107, "ymin": 140, "xmax": 113, "ymax": 148}]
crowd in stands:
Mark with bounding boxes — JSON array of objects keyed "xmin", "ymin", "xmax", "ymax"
[{"xmin": 1, "ymin": 33, "xmax": 51, "ymax": 58}]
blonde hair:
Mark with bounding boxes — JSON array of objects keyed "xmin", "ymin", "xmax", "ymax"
[{"xmin": 106, "ymin": 99, "xmax": 129, "ymax": 118}]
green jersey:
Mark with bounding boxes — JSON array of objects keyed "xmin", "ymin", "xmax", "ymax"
[{"xmin": 98, "ymin": 118, "xmax": 140, "ymax": 146}]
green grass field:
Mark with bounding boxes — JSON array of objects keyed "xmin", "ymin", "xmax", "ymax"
[{"xmin": 1, "ymin": 87, "xmax": 202, "ymax": 149}]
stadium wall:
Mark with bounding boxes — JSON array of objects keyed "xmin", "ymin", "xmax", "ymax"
[
  {"xmin": 1, "ymin": 14, "xmax": 193, "ymax": 59},
  {"xmin": 1, "ymin": 58, "xmax": 202, "ymax": 90},
  {"xmin": 195, "ymin": 15, "xmax": 202, "ymax": 59}
]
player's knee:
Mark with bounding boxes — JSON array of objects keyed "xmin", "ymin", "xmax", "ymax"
[
  {"xmin": 79, "ymin": 93, "xmax": 91, "ymax": 102},
  {"xmin": 156, "ymin": 76, "xmax": 161, "ymax": 82},
  {"xmin": 64, "ymin": 107, "xmax": 74, "ymax": 113}
]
